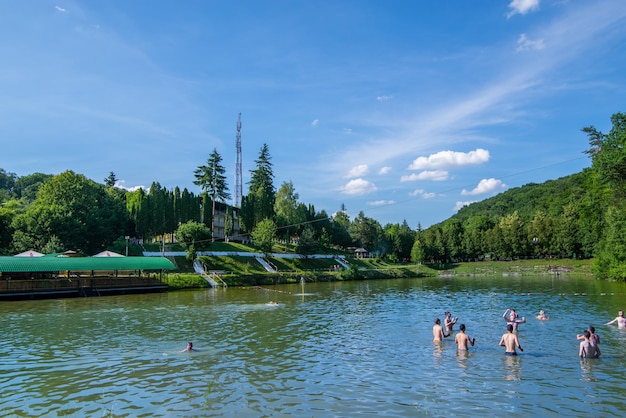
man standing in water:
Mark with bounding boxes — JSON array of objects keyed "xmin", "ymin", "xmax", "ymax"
[
  {"xmin": 579, "ymin": 330, "xmax": 601, "ymax": 358},
  {"xmin": 606, "ymin": 310, "xmax": 626, "ymax": 328},
  {"xmin": 444, "ymin": 311, "xmax": 458, "ymax": 333},
  {"xmin": 503, "ymin": 308, "xmax": 526, "ymax": 330},
  {"xmin": 499, "ymin": 324, "xmax": 523, "ymax": 355},
  {"xmin": 433, "ymin": 318, "xmax": 449, "ymax": 342},
  {"xmin": 454, "ymin": 324, "xmax": 475, "ymax": 350}
]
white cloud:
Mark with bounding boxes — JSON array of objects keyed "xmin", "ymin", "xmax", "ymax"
[
  {"xmin": 376, "ymin": 95, "xmax": 393, "ymax": 101},
  {"xmin": 454, "ymin": 200, "xmax": 477, "ymax": 211},
  {"xmin": 401, "ymin": 170, "xmax": 449, "ymax": 182},
  {"xmin": 311, "ymin": 119, "xmax": 319, "ymax": 126},
  {"xmin": 343, "ymin": 128, "xmax": 352, "ymax": 134},
  {"xmin": 340, "ymin": 178, "xmax": 377, "ymax": 195},
  {"xmin": 507, "ymin": 0, "xmax": 540, "ymax": 18},
  {"xmin": 367, "ymin": 200, "xmax": 396, "ymax": 206},
  {"xmin": 115, "ymin": 180, "xmax": 145, "ymax": 192},
  {"xmin": 408, "ymin": 149, "xmax": 490, "ymax": 170},
  {"xmin": 517, "ymin": 33, "xmax": 545, "ymax": 51},
  {"xmin": 461, "ymin": 178, "xmax": 508, "ymax": 196},
  {"xmin": 346, "ymin": 164, "xmax": 369, "ymax": 178},
  {"xmin": 55, "ymin": 5, "xmax": 67, "ymax": 12},
  {"xmin": 410, "ymin": 189, "xmax": 436, "ymax": 199},
  {"xmin": 378, "ymin": 166, "xmax": 391, "ymax": 175}
]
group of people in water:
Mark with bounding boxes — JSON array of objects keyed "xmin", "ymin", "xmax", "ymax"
[{"xmin": 433, "ymin": 308, "xmax": 626, "ymax": 358}]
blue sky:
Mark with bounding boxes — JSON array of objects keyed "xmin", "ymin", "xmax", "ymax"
[{"xmin": 1, "ymin": 0, "xmax": 625, "ymax": 228}]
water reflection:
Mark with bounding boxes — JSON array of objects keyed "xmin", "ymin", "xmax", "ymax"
[
  {"xmin": 579, "ymin": 358, "xmax": 600, "ymax": 382},
  {"xmin": 502, "ymin": 354, "xmax": 522, "ymax": 381},
  {"xmin": 455, "ymin": 349, "xmax": 469, "ymax": 371}
]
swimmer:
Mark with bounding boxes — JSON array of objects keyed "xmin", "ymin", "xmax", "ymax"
[
  {"xmin": 181, "ymin": 342, "xmax": 195, "ymax": 352},
  {"xmin": 536, "ymin": 310, "xmax": 548, "ymax": 320},
  {"xmin": 499, "ymin": 324, "xmax": 523, "ymax": 355},
  {"xmin": 577, "ymin": 325, "xmax": 600, "ymax": 346},
  {"xmin": 454, "ymin": 324, "xmax": 475, "ymax": 351},
  {"xmin": 433, "ymin": 318, "xmax": 449, "ymax": 342},
  {"xmin": 503, "ymin": 308, "xmax": 526, "ymax": 330},
  {"xmin": 444, "ymin": 311, "xmax": 458, "ymax": 332},
  {"xmin": 267, "ymin": 301, "xmax": 279, "ymax": 306},
  {"xmin": 606, "ymin": 310, "xmax": 626, "ymax": 328},
  {"xmin": 579, "ymin": 330, "xmax": 600, "ymax": 358}
]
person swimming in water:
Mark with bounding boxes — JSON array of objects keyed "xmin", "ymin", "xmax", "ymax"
[
  {"xmin": 181, "ymin": 342, "xmax": 196, "ymax": 352},
  {"xmin": 536, "ymin": 310, "xmax": 548, "ymax": 320}
]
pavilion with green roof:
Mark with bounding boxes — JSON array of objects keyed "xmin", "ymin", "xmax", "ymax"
[{"xmin": 0, "ymin": 250, "xmax": 176, "ymax": 300}]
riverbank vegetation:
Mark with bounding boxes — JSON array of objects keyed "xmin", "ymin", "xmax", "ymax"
[
  {"xmin": 161, "ymin": 251, "xmax": 594, "ymax": 290},
  {"xmin": 1, "ymin": 112, "xmax": 625, "ymax": 280}
]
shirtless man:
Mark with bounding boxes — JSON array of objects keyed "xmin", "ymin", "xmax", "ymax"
[
  {"xmin": 499, "ymin": 324, "xmax": 523, "ymax": 355},
  {"xmin": 503, "ymin": 308, "xmax": 526, "ymax": 331},
  {"xmin": 433, "ymin": 318, "xmax": 449, "ymax": 342},
  {"xmin": 579, "ymin": 330, "xmax": 600, "ymax": 358},
  {"xmin": 444, "ymin": 311, "xmax": 458, "ymax": 333},
  {"xmin": 454, "ymin": 324, "xmax": 475, "ymax": 350},
  {"xmin": 536, "ymin": 310, "xmax": 548, "ymax": 320},
  {"xmin": 606, "ymin": 310, "xmax": 626, "ymax": 328},
  {"xmin": 577, "ymin": 325, "xmax": 600, "ymax": 346}
]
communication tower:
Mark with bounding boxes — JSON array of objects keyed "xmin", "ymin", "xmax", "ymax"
[{"xmin": 234, "ymin": 112, "xmax": 243, "ymax": 207}]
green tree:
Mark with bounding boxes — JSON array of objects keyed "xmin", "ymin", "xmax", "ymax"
[
  {"xmin": 11, "ymin": 171, "xmax": 127, "ymax": 254},
  {"xmin": 194, "ymin": 149, "xmax": 230, "ymax": 240},
  {"xmin": 274, "ymin": 181, "xmax": 306, "ymax": 241},
  {"xmin": 584, "ymin": 113, "xmax": 626, "ymax": 199},
  {"xmin": 0, "ymin": 206, "xmax": 15, "ymax": 254},
  {"xmin": 411, "ymin": 238, "xmax": 425, "ymax": 264},
  {"xmin": 175, "ymin": 221, "xmax": 213, "ymax": 260},
  {"xmin": 0, "ymin": 168, "xmax": 16, "ymax": 202},
  {"xmin": 224, "ymin": 206, "xmax": 234, "ymax": 242},
  {"xmin": 462, "ymin": 215, "xmax": 492, "ymax": 259},
  {"xmin": 13, "ymin": 172, "xmax": 53, "ymax": 201},
  {"xmin": 349, "ymin": 211, "xmax": 382, "ymax": 252},
  {"xmin": 498, "ymin": 211, "xmax": 526, "ymax": 258},
  {"xmin": 296, "ymin": 225, "xmax": 318, "ymax": 256},
  {"xmin": 242, "ymin": 144, "xmax": 275, "ymax": 231},
  {"xmin": 329, "ymin": 209, "xmax": 352, "ymax": 249},
  {"xmin": 594, "ymin": 205, "xmax": 626, "ymax": 280},
  {"xmin": 554, "ymin": 203, "xmax": 580, "ymax": 258},
  {"xmin": 528, "ymin": 211, "xmax": 554, "ymax": 257},
  {"xmin": 104, "ymin": 171, "xmax": 118, "ymax": 188},
  {"xmin": 251, "ymin": 218, "xmax": 277, "ymax": 255},
  {"xmin": 442, "ymin": 219, "xmax": 464, "ymax": 261}
]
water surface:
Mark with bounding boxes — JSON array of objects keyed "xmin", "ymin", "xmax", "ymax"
[{"xmin": 1, "ymin": 275, "xmax": 625, "ymax": 417}]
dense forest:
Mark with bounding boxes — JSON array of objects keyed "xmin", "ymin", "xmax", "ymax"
[{"xmin": 1, "ymin": 113, "xmax": 626, "ymax": 280}]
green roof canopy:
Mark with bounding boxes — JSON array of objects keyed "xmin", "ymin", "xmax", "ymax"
[{"xmin": 0, "ymin": 256, "xmax": 175, "ymax": 273}]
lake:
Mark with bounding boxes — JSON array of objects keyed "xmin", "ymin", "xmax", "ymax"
[{"xmin": 1, "ymin": 275, "xmax": 625, "ymax": 417}]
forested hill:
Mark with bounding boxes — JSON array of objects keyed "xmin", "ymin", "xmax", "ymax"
[
  {"xmin": 415, "ymin": 167, "xmax": 603, "ymax": 265},
  {"xmin": 451, "ymin": 169, "xmax": 591, "ymax": 224}
]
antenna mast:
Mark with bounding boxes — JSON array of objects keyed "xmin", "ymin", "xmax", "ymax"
[{"xmin": 234, "ymin": 112, "xmax": 243, "ymax": 207}]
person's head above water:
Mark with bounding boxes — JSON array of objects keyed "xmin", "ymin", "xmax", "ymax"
[{"xmin": 459, "ymin": 324, "xmax": 466, "ymax": 331}]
